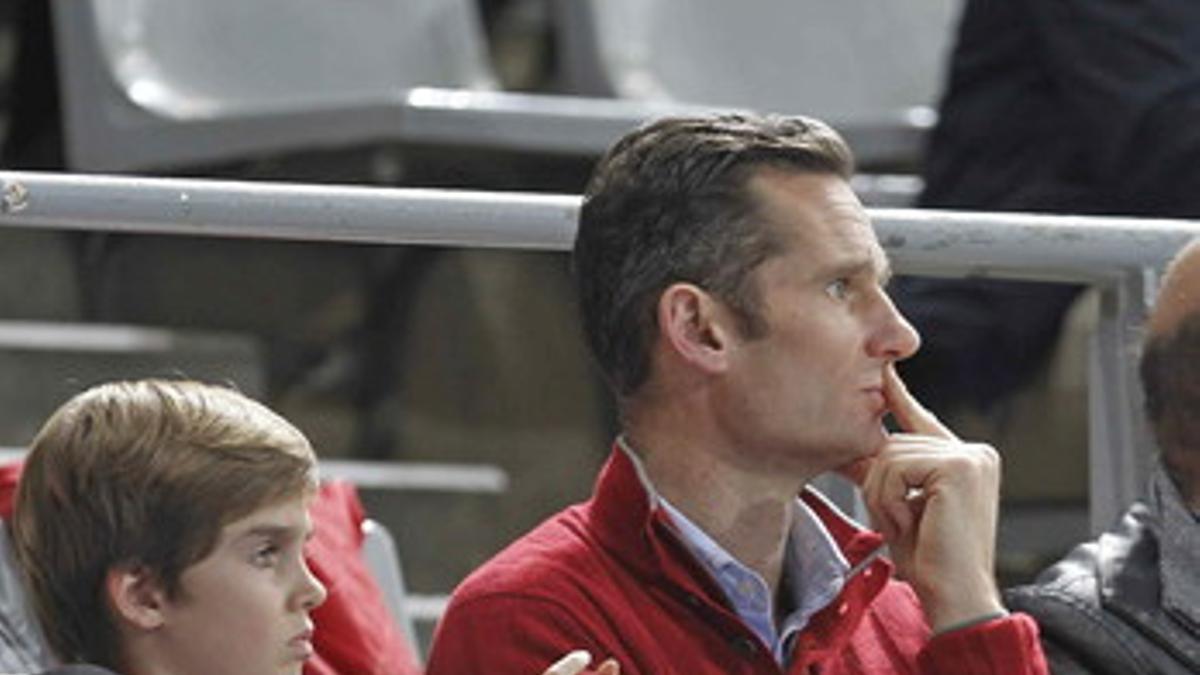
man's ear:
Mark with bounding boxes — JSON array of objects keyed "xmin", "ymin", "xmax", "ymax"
[
  {"xmin": 658, "ymin": 282, "xmax": 734, "ymax": 374},
  {"xmin": 105, "ymin": 563, "xmax": 168, "ymax": 631}
]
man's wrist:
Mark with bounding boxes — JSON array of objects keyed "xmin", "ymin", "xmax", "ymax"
[
  {"xmin": 922, "ymin": 578, "xmax": 1005, "ymax": 634},
  {"xmin": 932, "ymin": 609, "xmax": 1009, "ymax": 636}
]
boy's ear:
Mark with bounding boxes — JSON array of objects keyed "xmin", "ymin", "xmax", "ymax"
[
  {"xmin": 658, "ymin": 282, "xmax": 733, "ymax": 374},
  {"xmin": 105, "ymin": 563, "xmax": 168, "ymax": 631}
]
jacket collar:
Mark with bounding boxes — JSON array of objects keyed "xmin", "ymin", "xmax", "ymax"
[
  {"xmin": 587, "ymin": 443, "xmax": 887, "ymax": 590},
  {"xmin": 1147, "ymin": 458, "xmax": 1200, "ymax": 632},
  {"xmin": 1097, "ymin": 456, "xmax": 1200, "ymax": 661}
]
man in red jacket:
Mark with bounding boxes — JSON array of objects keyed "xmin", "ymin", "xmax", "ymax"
[{"xmin": 426, "ymin": 114, "xmax": 1048, "ymax": 674}]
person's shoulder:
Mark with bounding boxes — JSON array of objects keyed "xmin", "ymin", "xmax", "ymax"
[
  {"xmin": 1009, "ymin": 500, "xmax": 1155, "ymax": 610},
  {"xmin": 1033, "ymin": 542, "xmax": 1103, "ymax": 590},
  {"xmin": 1001, "ymin": 536, "xmax": 1142, "ymax": 674},
  {"xmin": 1004, "ymin": 536, "xmax": 1105, "ymax": 623},
  {"xmin": 1004, "ymin": 565, "xmax": 1147, "ymax": 675},
  {"xmin": 428, "ymin": 502, "xmax": 623, "ymax": 670},
  {"xmin": 451, "ymin": 503, "xmax": 606, "ymax": 605}
]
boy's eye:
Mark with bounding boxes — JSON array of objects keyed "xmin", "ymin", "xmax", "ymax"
[{"xmin": 252, "ymin": 543, "xmax": 281, "ymax": 567}]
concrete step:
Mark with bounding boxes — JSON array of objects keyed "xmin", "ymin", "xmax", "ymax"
[{"xmin": 0, "ymin": 320, "xmax": 264, "ymax": 446}]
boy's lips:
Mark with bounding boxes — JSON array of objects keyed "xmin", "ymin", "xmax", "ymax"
[{"xmin": 289, "ymin": 627, "xmax": 315, "ymax": 660}]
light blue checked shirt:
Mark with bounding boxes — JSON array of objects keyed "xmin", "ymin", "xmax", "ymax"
[{"xmin": 619, "ymin": 441, "xmax": 851, "ymax": 666}]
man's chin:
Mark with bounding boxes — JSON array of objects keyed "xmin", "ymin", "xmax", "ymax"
[
  {"xmin": 835, "ymin": 455, "xmax": 873, "ymax": 486},
  {"xmin": 835, "ymin": 434, "xmax": 886, "ymax": 484}
]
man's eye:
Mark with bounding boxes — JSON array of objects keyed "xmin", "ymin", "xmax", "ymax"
[{"xmin": 825, "ymin": 279, "xmax": 850, "ymax": 300}]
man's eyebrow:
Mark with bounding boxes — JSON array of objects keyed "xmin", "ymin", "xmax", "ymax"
[{"xmin": 824, "ymin": 255, "xmax": 891, "ymax": 284}]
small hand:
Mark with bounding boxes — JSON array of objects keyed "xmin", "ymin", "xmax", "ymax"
[
  {"xmin": 845, "ymin": 364, "xmax": 1006, "ymax": 632},
  {"xmin": 542, "ymin": 650, "xmax": 620, "ymax": 675}
]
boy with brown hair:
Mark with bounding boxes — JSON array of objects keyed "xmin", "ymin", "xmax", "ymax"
[
  {"xmin": 10, "ymin": 379, "xmax": 327, "ymax": 675},
  {"xmin": 6, "ymin": 378, "xmax": 616, "ymax": 675}
]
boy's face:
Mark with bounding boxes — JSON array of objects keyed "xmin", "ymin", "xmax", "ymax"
[{"xmin": 152, "ymin": 494, "xmax": 327, "ymax": 675}]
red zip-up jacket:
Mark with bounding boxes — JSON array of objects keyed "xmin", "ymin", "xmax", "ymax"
[{"xmin": 427, "ymin": 446, "xmax": 1046, "ymax": 675}]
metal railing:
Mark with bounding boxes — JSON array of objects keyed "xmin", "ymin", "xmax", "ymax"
[{"xmin": 2, "ymin": 170, "xmax": 1197, "ymax": 532}]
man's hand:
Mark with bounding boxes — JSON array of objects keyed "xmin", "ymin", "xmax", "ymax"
[
  {"xmin": 542, "ymin": 650, "xmax": 620, "ymax": 675},
  {"xmin": 844, "ymin": 364, "xmax": 1006, "ymax": 632}
]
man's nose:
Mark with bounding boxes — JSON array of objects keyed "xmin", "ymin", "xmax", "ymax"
[{"xmin": 869, "ymin": 291, "xmax": 921, "ymax": 360}]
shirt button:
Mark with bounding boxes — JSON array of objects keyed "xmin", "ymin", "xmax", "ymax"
[{"xmin": 837, "ymin": 603, "xmax": 849, "ymax": 616}]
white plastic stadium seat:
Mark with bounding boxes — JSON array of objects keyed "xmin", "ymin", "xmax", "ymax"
[
  {"xmin": 49, "ymin": 0, "xmax": 952, "ymax": 174},
  {"xmin": 361, "ymin": 519, "xmax": 420, "ymax": 653},
  {"xmin": 50, "ymin": 0, "xmax": 494, "ymax": 172},
  {"xmin": 554, "ymin": 0, "xmax": 961, "ymax": 167}
]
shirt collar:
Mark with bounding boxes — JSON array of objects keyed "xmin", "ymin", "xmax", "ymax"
[
  {"xmin": 616, "ymin": 438, "xmax": 851, "ymax": 664},
  {"xmin": 1149, "ymin": 456, "xmax": 1200, "ymax": 629}
]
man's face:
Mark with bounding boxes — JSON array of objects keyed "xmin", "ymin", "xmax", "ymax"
[
  {"xmin": 152, "ymin": 494, "xmax": 327, "ymax": 675},
  {"xmin": 714, "ymin": 169, "xmax": 919, "ymax": 476}
]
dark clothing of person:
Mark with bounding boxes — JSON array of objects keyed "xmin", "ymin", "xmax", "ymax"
[
  {"xmin": 924, "ymin": 0, "xmax": 1200, "ymax": 216},
  {"xmin": 2, "ymin": 0, "xmax": 64, "ymax": 169},
  {"xmin": 1005, "ymin": 459, "xmax": 1200, "ymax": 674},
  {"xmin": 897, "ymin": 0, "xmax": 1200, "ymax": 412}
]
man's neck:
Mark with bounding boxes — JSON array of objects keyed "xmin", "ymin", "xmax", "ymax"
[{"xmin": 624, "ymin": 430, "xmax": 808, "ymax": 594}]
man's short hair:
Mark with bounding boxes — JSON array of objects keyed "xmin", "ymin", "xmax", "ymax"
[
  {"xmin": 573, "ymin": 113, "xmax": 854, "ymax": 396},
  {"xmin": 1141, "ymin": 311, "xmax": 1200, "ymax": 493},
  {"xmin": 10, "ymin": 379, "xmax": 317, "ymax": 668}
]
